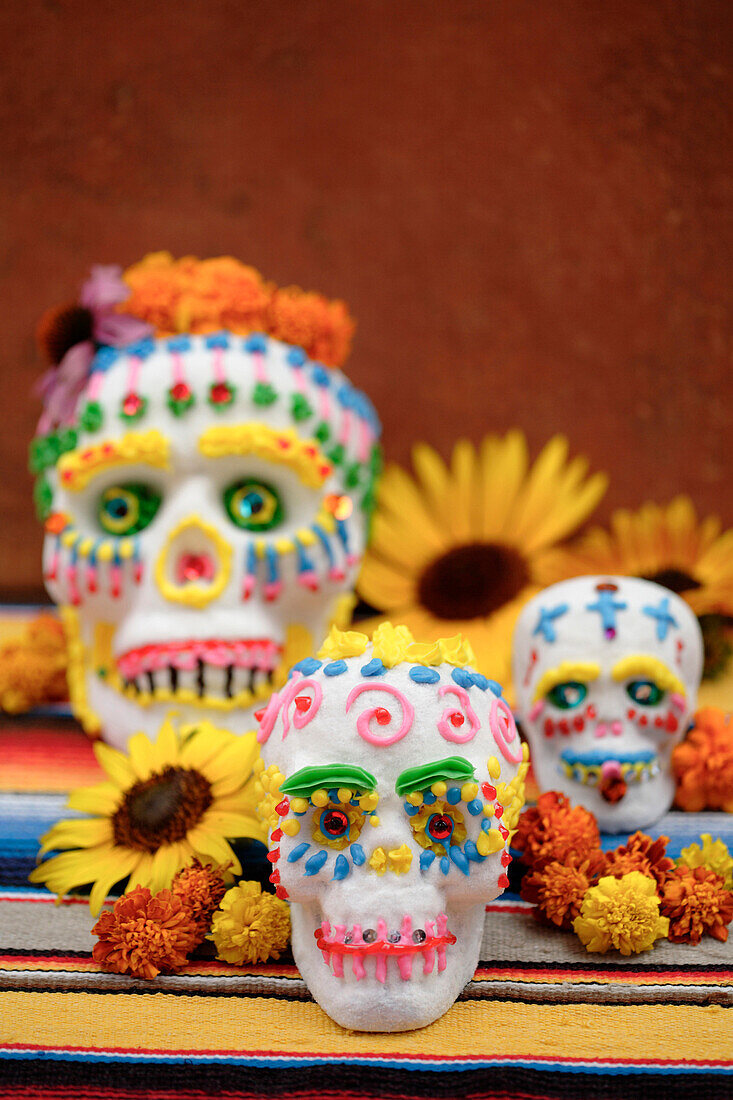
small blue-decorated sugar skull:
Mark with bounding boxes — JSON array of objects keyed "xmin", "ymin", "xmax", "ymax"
[
  {"xmin": 256, "ymin": 623, "xmax": 529, "ymax": 1032},
  {"xmin": 512, "ymin": 576, "xmax": 703, "ymax": 832},
  {"xmin": 31, "ymin": 259, "xmax": 381, "ymax": 749}
]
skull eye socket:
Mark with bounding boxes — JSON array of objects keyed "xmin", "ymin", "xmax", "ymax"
[
  {"xmin": 224, "ymin": 479, "xmax": 283, "ymax": 531},
  {"xmin": 320, "ymin": 808, "xmax": 350, "ymax": 839},
  {"xmin": 626, "ymin": 679, "xmax": 664, "ymax": 707},
  {"xmin": 426, "ymin": 813, "xmax": 454, "ymax": 843},
  {"xmin": 98, "ymin": 483, "xmax": 161, "ymax": 536},
  {"xmin": 547, "ymin": 681, "xmax": 587, "ymax": 710}
]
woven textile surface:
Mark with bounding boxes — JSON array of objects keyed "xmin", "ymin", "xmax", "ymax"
[{"xmin": 1, "ymin": 718, "xmax": 732, "ymax": 1100}]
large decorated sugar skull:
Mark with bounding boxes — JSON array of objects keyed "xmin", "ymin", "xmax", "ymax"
[
  {"xmin": 256, "ymin": 623, "xmax": 529, "ymax": 1032},
  {"xmin": 512, "ymin": 576, "xmax": 703, "ymax": 832},
  {"xmin": 30, "ymin": 258, "xmax": 380, "ymax": 749}
]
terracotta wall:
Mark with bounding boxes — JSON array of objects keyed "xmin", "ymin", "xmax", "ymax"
[{"xmin": 0, "ymin": 0, "xmax": 730, "ymax": 596}]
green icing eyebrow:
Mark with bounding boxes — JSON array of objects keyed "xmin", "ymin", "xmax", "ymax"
[
  {"xmin": 280, "ymin": 763, "xmax": 378, "ymax": 798},
  {"xmin": 395, "ymin": 757, "xmax": 476, "ymax": 797}
]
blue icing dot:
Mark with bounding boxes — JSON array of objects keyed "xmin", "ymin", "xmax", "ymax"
[
  {"xmin": 244, "ymin": 332, "xmax": 267, "ymax": 353},
  {"xmin": 420, "ymin": 850, "xmax": 435, "ymax": 873},
  {"xmin": 487, "ymin": 679, "xmax": 503, "ymax": 696},
  {"xmin": 351, "ymin": 843, "xmax": 366, "ymax": 866},
  {"xmin": 311, "ymin": 365, "xmax": 331, "ymax": 387},
  {"xmin": 291, "ymin": 658, "xmax": 322, "ymax": 676},
  {"xmin": 126, "ymin": 337, "xmax": 156, "ymax": 359},
  {"xmin": 464, "ymin": 840, "xmax": 483, "ymax": 863},
  {"xmin": 446, "ymin": 787, "xmax": 462, "ymax": 805},
  {"xmin": 204, "ymin": 331, "xmax": 230, "ymax": 349},
  {"xmin": 409, "ymin": 666, "xmax": 440, "ymax": 684},
  {"xmin": 451, "ymin": 668, "xmax": 474, "ymax": 690},
  {"xmin": 328, "ymin": 789, "xmax": 340, "ymax": 802},
  {"xmin": 287, "ymin": 842, "xmax": 310, "ymax": 863},
  {"xmin": 423, "ymin": 791, "xmax": 436, "ymax": 806},
  {"xmin": 440, "ymin": 856, "xmax": 450, "ymax": 875},
  {"xmin": 450, "ymin": 845, "xmax": 470, "ymax": 876},
  {"xmin": 304, "ymin": 850, "xmax": 328, "ymax": 876},
  {"xmin": 323, "ymin": 660, "xmax": 348, "ymax": 677},
  {"xmin": 286, "ymin": 346, "xmax": 307, "ymax": 366},
  {"xmin": 92, "ymin": 346, "xmax": 120, "ymax": 372},
  {"xmin": 336, "ymin": 383, "xmax": 355, "ymax": 409},
  {"xmin": 403, "ymin": 802, "xmax": 420, "ymax": 817},
  {"xmin": 332, "ymin": 854, "xmax": 350, "ymax": 881},
  {"xmin": 166, "ymin": 335, "xmax": 192, "ymax": 352},
  {"xmin": 468, "ymin": 799, "xmax": 483, "ymax": 816},
  {"xmin": 481, "ymin": 819, "xmax": 492, "ymax": 833},
  {"xmin": 471, "ymin": 673, "xmax": 489, "ymax": 691},
  {"xmin": 361, "ymin": 658, "xmax": 385, "ymax": 677}
]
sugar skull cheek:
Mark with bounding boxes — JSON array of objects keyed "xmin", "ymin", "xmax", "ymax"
[{"xmin": 512, "ymin": 576, "xmax": 703, "ymax": 831}]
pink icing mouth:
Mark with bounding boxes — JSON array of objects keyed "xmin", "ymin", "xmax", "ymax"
[
  {"xmin": 314, "ymin": 914, "xmax": 456, "ymax": 982},
  {"xmin": 116, "ymin": 637, "xmax": 283, "ymax": 679}
]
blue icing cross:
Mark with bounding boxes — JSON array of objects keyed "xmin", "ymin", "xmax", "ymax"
[
  {"xmin": 532, "ymin": 603, "xmax": 570, "ymax": 643},
  {"xmin": 642, "ymin": 596, "xmax": 678, "ymax": 641},
  {"xmin": 586, "ymin": 588, "xmax": 627, "ymax": 639}
]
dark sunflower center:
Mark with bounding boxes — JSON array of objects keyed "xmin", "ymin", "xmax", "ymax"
[
  {"xmin": 642, "ymin": 568, "xmax": 701, "ymax": 595},
  {"xmin": 112, "ymin": 766, "xmax": 212, "ymax": 853},
  {"xmin": 418, "ymin": 542, "xmax": 529, "ymax": 621}
]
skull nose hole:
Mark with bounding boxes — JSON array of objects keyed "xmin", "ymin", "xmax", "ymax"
[{"xmin": 176, "ymin": 551, "xmax": 216, "ymax": 585}]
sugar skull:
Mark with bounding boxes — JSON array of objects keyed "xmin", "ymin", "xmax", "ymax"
[
  {"xmin": 512, "ymin": 576, "xmax": 703, "ymax": 832},
  {"xmin": 256, "ymin": 623, "xmax": 529, "ymax": 1032},
  {"xmin": 30, "ymin": 259, "xmax": 381, "ymax": 750}
]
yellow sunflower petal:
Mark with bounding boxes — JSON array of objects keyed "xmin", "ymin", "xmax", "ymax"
[
  {"xmin": 29, "ymin": 844, "xmax": 121, "ymax": 897},
  {"xmin": 87, "ymin": 848, "xmax": 139, "ymax": 916},
  {"xmin": 186, "ymin": 827, "xmax": 241, "ymax": 874},
  {"xmin": 356, "ymin": 554, "xmax": 417, "ymax": 611},
  {"xmin": 149, "ymin": 717, "xmax": 180, "ymax": 770},
  {"xmin": 38, "ymin": 817, "xmax": 113, "ymax": 857},
  {"xmin": 126, "ymin": 732, "xmax": 159, "ymax": 780},
  {"xmin": 66, "ymin": 782, "xmax": 122, "ymax": 816},
  {"xmin": 125, "ymin": 851, "xmax": 155, "ymax": 891},
  {"xmin": 93, "ymin": 742, "xmax": 136, "ymax": 789},
  {"xmin": 200, "ymin": 735, "xmax": 260, "ymax": 784},
  {"xmin": 200, "ymin": 810, "xmax": 265, "ymax": 838},
  {"xmin": 149, "ymin": 842, "xmax": 184, "ymax": 893}
]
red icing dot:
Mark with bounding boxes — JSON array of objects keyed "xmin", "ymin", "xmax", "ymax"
[
  {"xmin": 501, "ymin": 851, "xmax": 512, "ymax": 867},
  {"xmin": 498, "ymin": 873, "xmax": 510, "ymax": 888},
  {"xmin": 494, "ymin": 804, "xmax": 504, "ymax": 818},
  {"xmin": 627, "ymin": 708, "xmax": 636, "ymax": 720},
  {"xmin": 266, "ymin": 847, "xmax": 280, "ymax": 863},
  {"xmin": 275, "ymin": 798, "xmax": 290, "ymax": 816},
  {"xmin": 210, "ymin": 382, "xmax": 233, "ymax": 404},
  {"xmin": 482, "ymin": 782, "xmax": 497, "ymax": 799},
  {"xmin": 275, "ymin": 885, "xmax": 289, "ymax": 899},
  {"xmin": 122, "ymin": 393, "xmax": 143, "ymax": 417},
  {"xmin": 666, "ymin": 713, "xmax": 679, "ymax": 733},
  {"xmin": 449, "ymin": 711, "xmax": 465, "ymax": 727},
  {"xmin": 499, "ymin": 825, "xmax": 509, "ymax": 839},
  {"xmin": 558, "ymin": 719, "xmax": 570, "ymax": 735},
  {"xmin": 271, "ymin": 828, "xmax": 283, "ymax": 842},
  {"xmin": 654, "ymin": 716, "xmax": 664, "ymax": 728},
  {"xmin": 269, "ymin": 869, "xmax": 280, "ymax": 883},
  {"xmin": 295, "ymin": 695, "xmax": 312, "ymax": 713},
  {"xmin": 586, "ymin": 704, "xmax": 597, "ymax": 719},
  {"xmin": 374, "ymin": 707, "xmax": 391, "ymax": 726},
  {"xmin": 573, "ymin": 716, "xmax": 585, "ymax": 732},
  {"xmin": 254, "ymin": 707, "xmax": 267, "ymax": 723},
  {"xmin": 171, "ymin": 382, "xmax": 192, "ymax": 402},
  {"xmin": 639, "ymin": 715, "xmax": 648, "ymax": 727},
  {"xmin": 544, "ymin": 718, "xmax": 555, "ymax": 738}
]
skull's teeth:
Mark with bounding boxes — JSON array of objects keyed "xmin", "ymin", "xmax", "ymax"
[
  {"xmin": 316, "ymin": 914, "xmax": 455, "ymax": 982},
  {"xmin": 118, "ymin": 661, "xmax": 276, "ymax": 704}
]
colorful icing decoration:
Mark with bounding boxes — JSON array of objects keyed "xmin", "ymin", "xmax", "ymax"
[
  {"xmin": 513, "ymin": 576, "xmax": 704, "ymax": 832},
  {"xmin": 532, "ymin": 603, "xmax": 569, "ymax": 643},
  {"xmin": 257, "ymin": 622, "xmax": 528, "ymax": 1032}
]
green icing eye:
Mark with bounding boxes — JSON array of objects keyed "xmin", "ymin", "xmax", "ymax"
[
  {"xmin": 627, "ymin": 680, "xmax": 664, "ymax": 707},
  {"xmin": 98, "ymin": 483, "xmax": 161, "ymax": 536},
  {"xmin": 547, "ymin": 681, "xmax": 588, "ymax": 710},
  {"xmin": 224, "ymin": 479, "xmax": 283, "ymax": 531}
]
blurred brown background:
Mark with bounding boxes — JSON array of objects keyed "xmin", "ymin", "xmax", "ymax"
[{"xmin": 0, "ymin": 0, "xmax": 730, "ymax": 598}]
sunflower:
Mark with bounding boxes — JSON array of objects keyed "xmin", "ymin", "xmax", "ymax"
[
  {"xmin": 356, "ymin": 431, "xmax": 607, "ymax": 691},
  {"xmin": 29, "ymin": 719, "xmax": 265, "ymax": 915}
]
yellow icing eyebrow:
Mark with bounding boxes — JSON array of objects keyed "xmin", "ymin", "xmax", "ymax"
[
  {"xmin": 533, "ymin": 661, "xmax": 601, "ymax": 702},
  {"xmin": 198, "ymin": 425, "xmax": 333, "ymax": 489},
  {"xmin": 612, "ymin": 655, "xmax": 685, "ymax": 696},
  {"xmin": 57, "ymin": 430, "xmax": 170, "ymax": 492}
]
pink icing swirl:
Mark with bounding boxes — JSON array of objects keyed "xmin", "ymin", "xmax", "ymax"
[
  {"xmin": 437, "ymin": 685, "xmax": 480, "ymax": 744},
  {"xmin": 346, "ymin": 682, "xmax": 414, "ymax": 746},
  {"xmin": 490, "ymin": 697, "xmax": 523, "ymax": 763}
]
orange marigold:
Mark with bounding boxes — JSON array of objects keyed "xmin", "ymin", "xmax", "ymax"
[
  {"xmin": 92, "ymin": 886, "xmax": 200, "ymax": 979},
  {"xmin": 0, "ymin": 613, "xmax": 68, "ymax": 714},
  {"xmin": 660, "ymin": 866, "xmax": 733, "ymax": 944},
  {"xmin": 602, "ymin": 831, "xmax": 675, "ymax": 889},
  {"xmin": 513, "ymin": 791, "xmax": 601, "ymax": 870},
  {"xmin": 672, "ymin": 707, "xmax": 733, "ymax": 812},
  {"xmin": 171, "ymin": 859, "xmax": 227, "ymax": 938},
  {"xmin": 521, "ymin": 851, "xmax": 607, "ymax": 930},
  {"xmin": 265, "ymin": 287, "xmax": 355, "ymax": 367}
]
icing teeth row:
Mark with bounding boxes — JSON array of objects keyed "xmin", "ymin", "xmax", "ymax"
[
  {"xmin": 562, "ymin": 758, "xmax": 660, "ymax": 786},
  {"xmin": 315, "ymin": 914, "xmax": 456, "ymax": 982},
  {"xmin": 119, "ymin": 662, "xmax": 274, "ymax": 702},
  {"xmin": 117, "ymin": 638, "xmax": 281, "ymax": 678}
]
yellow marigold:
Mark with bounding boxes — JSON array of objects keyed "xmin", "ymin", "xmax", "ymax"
[
  {"xmin": 678, "ymin": 835, "xmax": 733, "ymax": 889},
  {"xmin": 513, "ymin": 791, "xmax": 600, "ymax": 870},
  {"xmin": 171, "ymin": 859, "xmax": 228, "ymax": 938},
  {"xmin": 209, "ymin": 883, "xmax": 290, "ymax": 965},
  {"xmin": 573, "ymin": 872, "xmax": 669, "ymax": 955},
  {"xmin": 672, "ymin": 707, "xmax": 733, "ymax": 812},
  {"xmin": 0, "ymin": 613, "xmax": 68, "ymax": 713},
  {"xmin": 92, "ymin": 886, "xmax": 199, "ymax": 979},
  {"xmin": 660, "ymin": 866, "xmax": 733, "ymax": 944}
]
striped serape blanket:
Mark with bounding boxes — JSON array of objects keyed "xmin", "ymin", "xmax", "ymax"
[{"xmin": 1, "ymin": 719, "xmax": 732, "ymax": 1099}]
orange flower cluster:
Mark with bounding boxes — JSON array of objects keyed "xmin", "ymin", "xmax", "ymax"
[
  {"xmin": 0, "ymin": 614, "xmax": 68, "ymax": 714},
  {"xmin": 673, "ymin": 707, "xmax": 733, "ymax": 812},
  {"xmin": 660, "ymin": 866, "xmax": 733, "ymax": 944},
  {"xmin": 513, "ymin": 791, "xmax": 600, "ymax": 869},
  {"xmin": 120, "ymin": 253, "xmax": 355, "ymax": 367},
  {"xmin": 171, "ymin": 858, "xmax": 228, "ymax": 939},
  {"xmin": 517, "ymin": 793, "xmax": 733, "ymax": 949},
  {"xmin": 92, "ymin": 886, "xmax": 200, "ymax": 980}
]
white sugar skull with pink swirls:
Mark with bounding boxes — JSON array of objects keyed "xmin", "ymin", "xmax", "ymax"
[{"xmin": 256, "ymin": 627, "xmax": 528, "ymax": 1032}]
